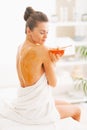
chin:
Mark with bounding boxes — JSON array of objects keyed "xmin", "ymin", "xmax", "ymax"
[{"xmin": 41, "ymin": 41, "xmax": 46, "ymax": 44}]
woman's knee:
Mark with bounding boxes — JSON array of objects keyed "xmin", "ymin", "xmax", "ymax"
[
  {"xmin": 72, "ymin": 107, "xmax": 81, "ymax": 121},
  {"xmin": 75, "ymin": 107, "xmax": 81, "ymax": 116}
]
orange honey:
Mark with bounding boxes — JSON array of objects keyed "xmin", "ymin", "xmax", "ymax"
[{"xmin": 49, "ymin": 48, "xmax": 64, "ymax": 56}]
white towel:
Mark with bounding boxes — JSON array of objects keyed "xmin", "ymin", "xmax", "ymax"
[{"xmin": 0, "ymin": 73, "xmax": 60, "ymax": 125}]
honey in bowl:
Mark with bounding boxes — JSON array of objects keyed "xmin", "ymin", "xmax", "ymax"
[{"xmin": 49, "ymin": 48, "xmax": 64, "ymax": 56}]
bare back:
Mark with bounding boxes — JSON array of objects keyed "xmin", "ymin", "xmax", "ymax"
[{"xmin": 16, "ymin": 41, "xmax": 57, "ymax": 88}]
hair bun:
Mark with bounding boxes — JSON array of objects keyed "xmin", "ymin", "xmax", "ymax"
[{"xmin": 24, "ymin": 7, "xmax": 35, "ymax": 21}]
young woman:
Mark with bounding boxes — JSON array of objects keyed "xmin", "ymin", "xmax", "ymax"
[
  {"xmin": 0, "ymin": 7, "xmax": 81, "ymax": 126},
  {"xmin": 16, "ymin": 7, "xmax": 81, "ymax": 123}
]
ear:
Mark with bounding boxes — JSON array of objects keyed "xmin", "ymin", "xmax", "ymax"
[{"xmin": 26, "ymin": 27, "xmax": 31, "ymax": 34}]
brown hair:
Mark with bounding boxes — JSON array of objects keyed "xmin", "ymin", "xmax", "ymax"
[{"xmin": 24, "ymin": 7, "xmax": 49, "ymax": 33}]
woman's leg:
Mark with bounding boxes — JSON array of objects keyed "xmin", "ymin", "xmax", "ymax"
[{"xmin": 55, "ymin": 100, "xmax": 81, "ymax": 121}]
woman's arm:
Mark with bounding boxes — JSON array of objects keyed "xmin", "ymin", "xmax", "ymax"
[{"xmin": 43, "ymin": 47, "xmax": 57, "ymax": 87}]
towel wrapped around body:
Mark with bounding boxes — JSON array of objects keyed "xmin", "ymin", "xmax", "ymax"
[{"xmin": 0, "ymin": 73, "xmax": 60, "ymax": 125}]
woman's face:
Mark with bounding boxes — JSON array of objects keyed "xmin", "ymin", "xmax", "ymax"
[{"xmin": 29, "ymin": 22, "xmax": 49, "ymax": 45}]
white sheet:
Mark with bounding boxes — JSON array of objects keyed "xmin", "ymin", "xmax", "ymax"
[
  {"xmin": 0, "ymin": 74, "xmax": 87, "ymax": 130},
  {"xmin": 0, "ymin": 116, "xmax": 87, "ymax": 130},
  {"xmin": 0, "ymin": 74, "xmax": 60, "ymax": 125}
]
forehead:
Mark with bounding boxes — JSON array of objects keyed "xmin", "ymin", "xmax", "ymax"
[{"xmin": 35, "ymin": 22, "xmax": 49, "ymax": 31}]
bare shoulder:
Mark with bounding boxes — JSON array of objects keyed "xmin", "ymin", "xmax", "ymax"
[
  {"xmin": 35, "ymin": 45, "xmax": 49, "ymax": 58},
  {"xmin": 17, "ymin": 44, "xmax": 49, "ymax": 61},
  {"xmin": 25, "ymin": 45, "xmax": 49, "ymax": 60}
]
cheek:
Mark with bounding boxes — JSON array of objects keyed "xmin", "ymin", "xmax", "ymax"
[{"xmin": 33, "ymin": 34, "xmax": 41, "ymax": 41}]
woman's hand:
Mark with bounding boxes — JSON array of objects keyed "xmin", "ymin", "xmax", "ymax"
[
  {"xmin": 48, "ymin": 48, "xmax": 64, "ymax": 63},
  {"xmin": 49, "ymin": 51, "xmax": 61, "ymax": 63}
]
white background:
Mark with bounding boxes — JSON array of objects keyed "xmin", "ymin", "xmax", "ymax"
[{"xmin": 0, "ymin": 0, "xmax": 87, "ymax": 87}]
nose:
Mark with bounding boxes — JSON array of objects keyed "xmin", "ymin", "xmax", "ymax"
[{"xmin": 44, "ymin": 32, "xmax": 48, "ymax": 38}]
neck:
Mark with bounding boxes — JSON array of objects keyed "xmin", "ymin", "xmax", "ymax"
[
  {"xmin": 26, "ymin": 35, "xmax": 33, "ymax": 43},
  {"xmin": 25, "ymin": 35, "xmax": 40, "ymax": 46}
]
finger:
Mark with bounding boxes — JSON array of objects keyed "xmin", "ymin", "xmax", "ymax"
[
  {"xmin": 49, "ymin": 52, "xmax": 56, "ymax": 62},
  {"xmin": 56, "ymin": 54, "xmax": 60, "ymax": 60}
]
